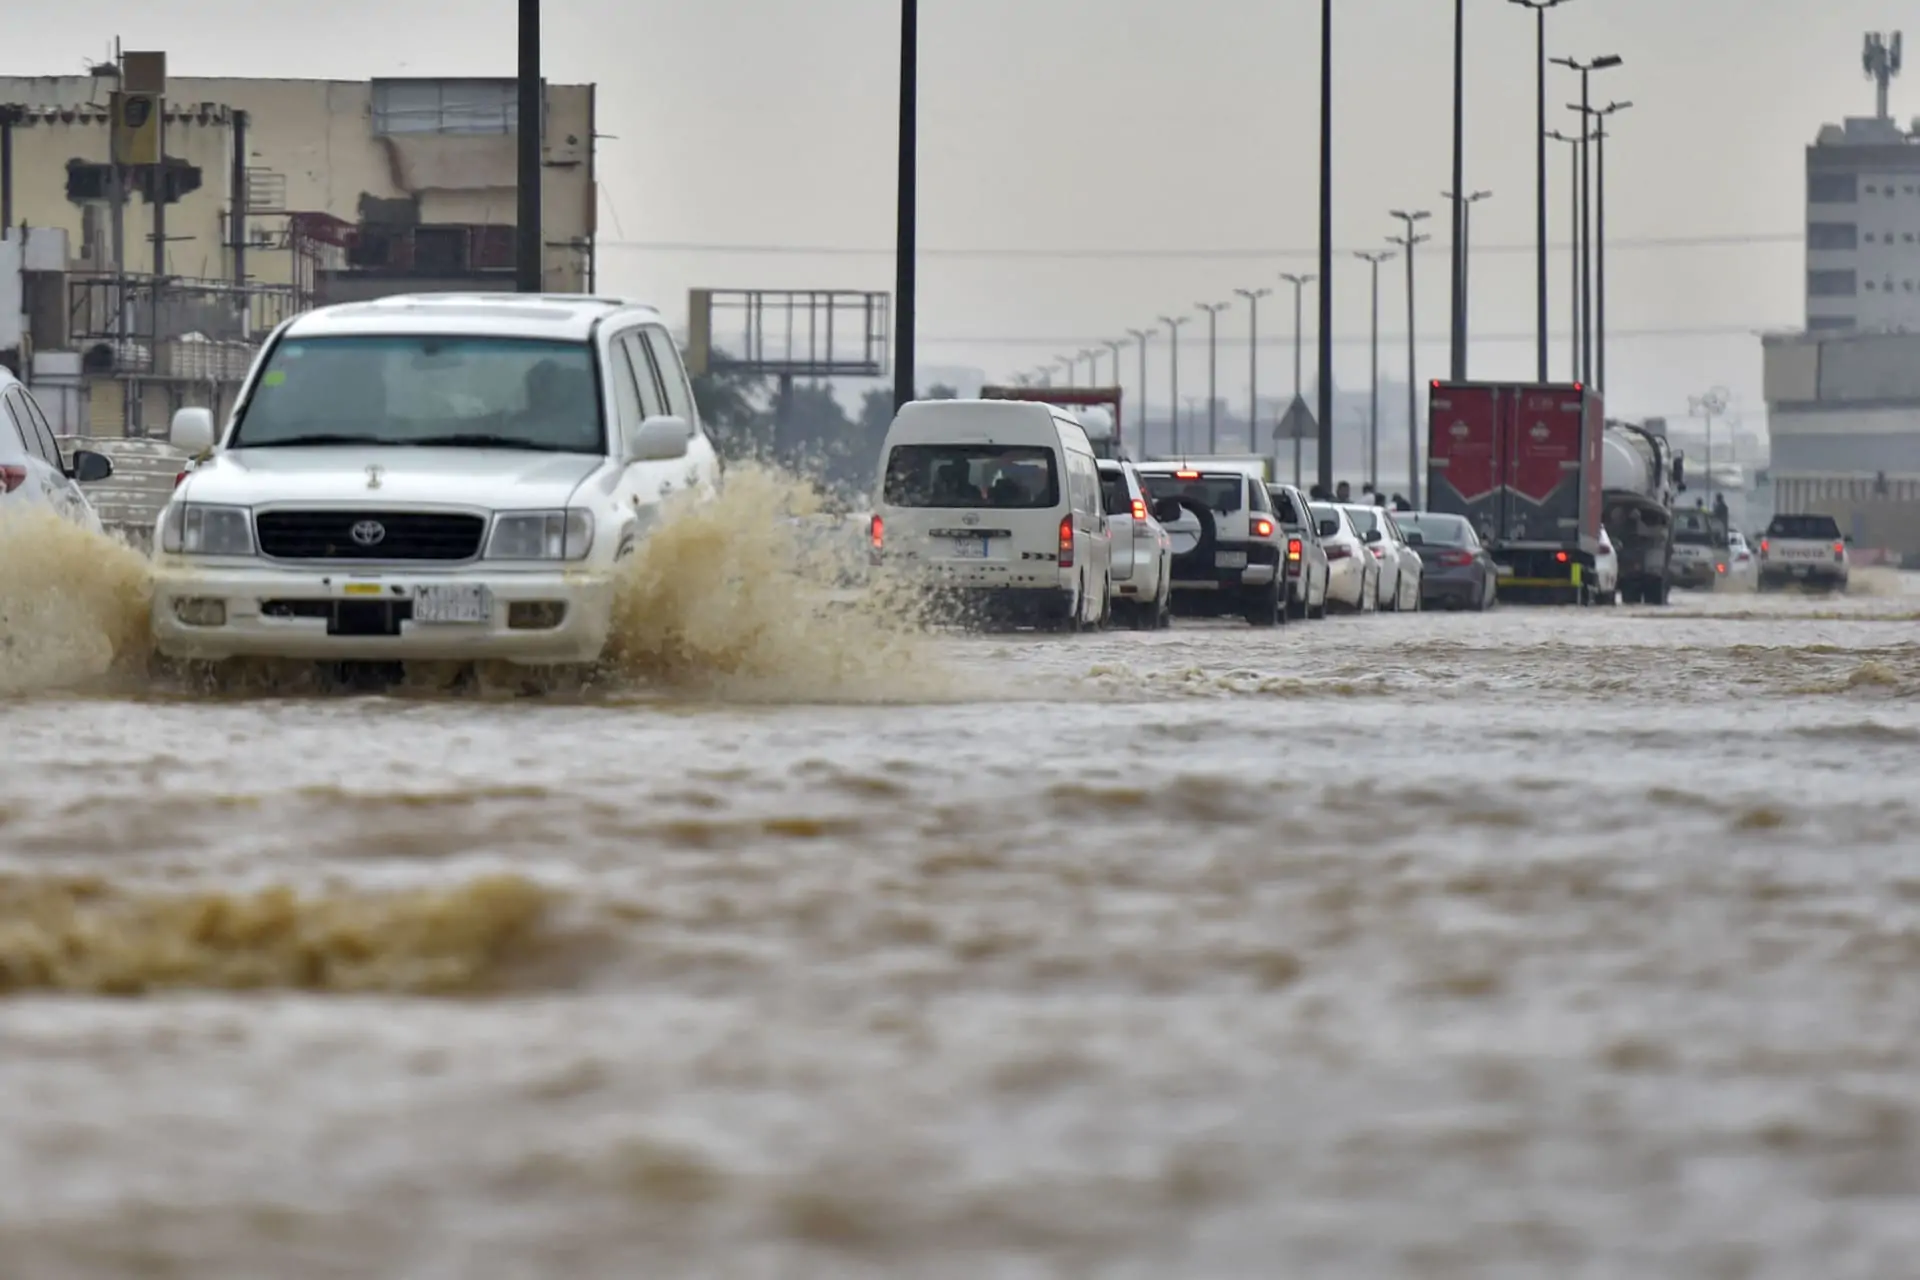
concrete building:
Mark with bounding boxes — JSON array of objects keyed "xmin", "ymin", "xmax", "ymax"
[{"xmin": 1, "ymin": 69, "xmax": 596, "ymax": 436}]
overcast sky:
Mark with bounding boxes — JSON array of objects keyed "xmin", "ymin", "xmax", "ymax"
[{"xmin": 7, "ymin": 0, "xmax": 1907, "ymax": 429}]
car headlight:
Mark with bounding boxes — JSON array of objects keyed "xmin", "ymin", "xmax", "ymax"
[
  {"xmin": 158, "ymin": 503, "xmax": 255, "ymax": 556},
  {"xmin": 486, "ymin": 509, "xmax": 593, "ymax": 561}
]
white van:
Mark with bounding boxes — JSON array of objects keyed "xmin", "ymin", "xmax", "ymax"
[{"xmin": 872, "ymin": 399, "xmax": 1112, "ymax": 629}]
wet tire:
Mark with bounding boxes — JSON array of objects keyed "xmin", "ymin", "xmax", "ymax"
[{"xmin": 1243, "ymin": 577, "xmax": 1283, "ymax": 627}]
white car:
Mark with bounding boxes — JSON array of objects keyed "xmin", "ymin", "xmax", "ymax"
[
  {"xmin": 1309, "ymin": 501, "xmax": 1378, "ymax": 614},
  {"xmin": 1342, "ymin": 502, "xmax": 1422, "ymax": 612},
  {"xmin": 1098, "ymin": 458, "xmax": 1172, "ymax": 629},
  {"xmin": 1722, "ymin": 529, "xmax": 1759, "ymax": 588},
  {"xmin": 1590, "ymin": 522, "xmax": 1619, "ymax": 604},
  {"xmin": 149, "ymin": 293, "xmax": 719, "ymax": 668},
  {"xmin": 1136, "ymin": 464, "xmax": 1290, "ymax": 626},
  {"xmin": 1, "ymin": 368, "xmax": 115, "ymax": 532}
]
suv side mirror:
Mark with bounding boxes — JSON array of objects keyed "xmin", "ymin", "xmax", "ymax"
[
  {"xmin": 1671, "ymin": 458, "xmax": 1686, "ymax": 486},
  {"xmin": 170, "ymin": 406, "xmax": 216, "ymax": 454},
  {"xmin": 1151, "ymin": 497, "xmax": 1183, "ymax": 525},
  {"xmin": 69, "ymin": 448, "xmax": 114, "ymax": 484},
  {"xmin": 622, "ymin": 414, "xmax": 691, "ymax": 461}
]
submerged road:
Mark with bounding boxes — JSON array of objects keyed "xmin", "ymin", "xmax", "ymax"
[{"xmin": 2, "ymin": 572, "xmax": 1919, "ymax": 1277}]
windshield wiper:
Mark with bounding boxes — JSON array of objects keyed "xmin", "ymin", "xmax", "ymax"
[
  {"xmin": 238, "ymin": 433, "xmax": 390, "ymax": 448},
  {"xmin": 404, "ymin": 433, "xmax": 578, "ymax": 453}
]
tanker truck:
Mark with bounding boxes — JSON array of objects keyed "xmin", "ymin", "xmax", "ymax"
[{"xmin": 1600, "ymin": 418, "xmax": 1685, "ymax": 605}]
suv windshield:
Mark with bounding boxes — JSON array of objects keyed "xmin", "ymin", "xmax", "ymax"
[
  {"xmin": 1766, "ymin": 514, "xmax": 1843, "ymax": 541},
  {"xmin": 1141, "ymin": 474, "xmax": 1243, "ymax": 514},
  {"xmin": 230, "ymin": 335, "xmax": 604, "ymax": 452},
  {"xmin": 1673, "ymin": 509, "xmax": 1729, "ymax": 546},
  {"xmin": 1392, "ymin": 512, "xmax": 1475, "ymax": 547},
  {"xmin": 884, "ymin": 444, "xmax": 1060, "ymax": 508}
]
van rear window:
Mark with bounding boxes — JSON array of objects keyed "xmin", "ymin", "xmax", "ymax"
[
  {"xmin": 1140, "ymin": 474, "xmax": 1243, "ymax": 514},
  {"xmin": 883, "ymin": 444, "xmax": 1060, "ymax": 508}
]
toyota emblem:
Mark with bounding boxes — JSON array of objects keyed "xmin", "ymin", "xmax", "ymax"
[{"xmin": 349, "ymin": 520, "xmax": 387, "ymax": 547}]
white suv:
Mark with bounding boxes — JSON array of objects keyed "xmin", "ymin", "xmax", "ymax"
[
  {"xmin": 1135, "ymin": 464, "xmax": 1289, "ymax": 626},
  {"xmin": 1097, "ymin": 458, "xmax": 1172, "ymax": 629},
  {"xmin": 149, "ymin": 293, "xmax": 720, "ymax": 667}
]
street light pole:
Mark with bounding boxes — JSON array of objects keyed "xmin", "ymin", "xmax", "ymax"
[
  {"xmin": 1102, "ymin": 339, "xmax": 1125, "ymax": 387},
  {"xmin": 1234, "ymin": 286, "xmax": 1272, "ymax": 453},
  {"xmin": 1546, "ymin": 129, "xmax": 1587, "ymax": 380},
  {"xmin": 1279, "ymin": 273, "xmax": 1315, "ymax": 486},
  {"xmin": 892, "ymin": 0, "xmax": 918, "ymax": 410},
  {"xmin": 1448, "ymin": 0, "xmax": 1466, "ymax": 381},
  {"xmin": 1127, "ymin": 328, "xmax": 1155, "ymax": 452},
  {"xmin": 1060, "ymin": 356, "xmax": 1077, "ymax": 388},
  {"xmin": 1552, "ymin": 53, "xmax": 1622, "ymax": 384},
  {"xmin": 1079, "ymin": 348, "xmax": 1100, "ymax": 386},
  {"xmin": 1160, "ymin": 315, "xmax": 1191, "ymax": 455},
  {"xmin": 1354, "ymin": 250, "xmax": 1395, "ymax": 493},
  {"xmin": 1316, "ymin": 0, "xmax": 1336, "ymax": 494},
  {"xmin": 1442, "ymin": 189, "xmax": 1492, "ymax": 376},
  {"xmin": 515, "ymin": 0, "xmax": 543, "ymax": 293},
  {"xmin": 1197, "ymin": 301, "xmax": 1230, "ymax": 453},
  {"xmin": 1585, "ymin": 102, "xmax": 1631, "ymax": 396},
  {"xmin": 1389, "ymin": 209, "xmax": 1432, "ymax": 506},
  {"xmin": 1509, "ymin": 0, "xmax": 1570, "ymax": 382}
]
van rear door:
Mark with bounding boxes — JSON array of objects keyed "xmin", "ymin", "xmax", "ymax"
[{"xmin": 878, "ymin": 440, "xmax": 1067, "ymax": 583}]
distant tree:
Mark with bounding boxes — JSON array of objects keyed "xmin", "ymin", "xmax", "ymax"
[{"xmin": 686, "ymin": 350, "xmax": 770, "ymax": 460}]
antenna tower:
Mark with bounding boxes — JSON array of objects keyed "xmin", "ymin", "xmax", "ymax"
[{"xmin": 1865, "ymin": 31, "xmax": 1903, "ymax": 120}]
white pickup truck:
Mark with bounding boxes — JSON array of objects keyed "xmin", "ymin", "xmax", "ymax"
[{"xmin": 1758, "ymin": 513, "xmax": 1850, "ymax": 593}]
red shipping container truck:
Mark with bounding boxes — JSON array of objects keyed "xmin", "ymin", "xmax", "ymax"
[{"xmin": 1426, "ymin": 381, "xmax": 1605, "ymax": 603}]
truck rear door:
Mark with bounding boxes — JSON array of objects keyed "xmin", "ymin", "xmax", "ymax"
[
  {"xmin": 1502, "ymin": 386, "xmax": 1586, "ymax": 547},
  {"xmin": 1427, "ymin": 383, "xmax": 1502, "ymax": 544}
]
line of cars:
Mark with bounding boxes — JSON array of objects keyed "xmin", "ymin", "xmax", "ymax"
[{"xmin": 867, "ymin": 396, "xmax": 1514, "ymax": 630}]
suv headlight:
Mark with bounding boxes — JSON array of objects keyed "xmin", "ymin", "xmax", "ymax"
[
  {"xmin": 159, "ymin": 503, "xmax": 255, "ymax": 556},
  {"xmin": 486, "ymin": 509, "xmax": 594, "ymax": 561}
]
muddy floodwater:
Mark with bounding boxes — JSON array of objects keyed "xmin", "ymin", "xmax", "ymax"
[{"xmin": 4, "ymin": 498, "xmax": 1920, "ymax": 1277}]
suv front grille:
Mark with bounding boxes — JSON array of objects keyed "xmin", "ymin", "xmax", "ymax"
[{"xmin": 254, "ymin": 510, "xmax": 486, "ymax": 561}]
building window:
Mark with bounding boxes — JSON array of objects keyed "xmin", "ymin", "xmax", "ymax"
[
  {"xmin": 1810, "ymin": 172, "xmax": 1859, "ymax": 203},
  {"xmin": 1865, "ymin": 280, "xmax": 1876, "ymax": 290},
  {"xmin": 1809, "ymin": 315, "xmax": 1855, "ymax": 330},
  {"xmin": 1866, "ymin": 183, "xmax": 1878, "ymax": 193},
  {"xmin": 1864, "ymin": 231, "xmax": 1877, "ymax": 243},
  {"xmin": 371, "ymin": 79, "xmax": 546, "ymax": 136},
  {"xmin": 1809, "ymin": 269, "xmax": 1858, "ymax": 297},
  {"xmin": 1809, "ymin": 222, "xmax": 1858, "ymax": 250}
]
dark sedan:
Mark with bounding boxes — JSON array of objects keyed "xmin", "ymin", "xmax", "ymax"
[{"xmin": 1393, "ymin": 512, "xmax": 1497, "ymax": 611}]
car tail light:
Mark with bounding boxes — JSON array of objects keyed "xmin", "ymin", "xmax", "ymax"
[
  {"xmin": 174, "ymin": 470, "xmax": 191, "ymax": 488},
  {"xmin": 1833, "ymin": 541, "xmax": 1846, "ymax": 554},
  {"xmin": 1438, "ymin": 550, "xmax": 1474, "ymax": 566},
  {"xmin": 1555, "ymin": 550, "xmax": 1569, "ymax": 563},
  {"xmin": 0, "ymin": 464, "xmax": 26, "ymax": 493},
  {"xmin": 1286, "ymin": 538, "xmax": 1302, "ymax": 562},
  {"xmin": 1758, "ymin": 539, "xmax": 1769, "ymax": 554},
  {"xmin": 868, "ymin": 514, "xmax": 883, "ymax": 552},
  {"xmin": 1058, "ymin": 514, "xmax": 1075, "ymax": 568},
  {"xmin": 1252, "ymin": 517, "xmax": 1273, "ymax": 538},
  {"xmin": 1716, "ymin": 563, "xmax": 1727, "ymax": 574},
  {"xmin": 1131, "ymin": 497, "xmax": 1147, "ymax": 521},
  {"xmin": 1326, "ymin": 545, "xmax": 1352, "ymax": 561}
]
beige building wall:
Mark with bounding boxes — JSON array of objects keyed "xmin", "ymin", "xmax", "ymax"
[{"xmin": 0, "ymin": 75, "xmax": 595, "ymax": 290}]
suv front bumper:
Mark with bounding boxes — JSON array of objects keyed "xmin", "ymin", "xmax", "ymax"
[{"xmin": 150, "ymin": 561, "xmax": 616, "ymax": 665}]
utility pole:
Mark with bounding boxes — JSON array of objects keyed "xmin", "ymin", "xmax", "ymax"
[
  {"xmin": 1127, "ymin": 328, "xmax": 1155, "ymax": 451},
  {"xmin": 1234, "ymin": 286, "xmax": 1272, "ymax": 453},
  {"xmin": 1279, "ymin": 273, "xmax": 1315, "ymax": 486},
  {"xmin": 1355, "ymin": 250, "xmax": 1395, "ymax": 493},
  {"xmin": 1315, "ymin": 0, "xmax": 1336, "ymax": 494},
  {"xmin": 1448, "ymin": 0, "xmax": 1467, "ymax": 381},
  {"xmin": 1389, "ymin": 209, "xmax": 1432, "ymax": 506},
  {"xmin": 1102, "ymin": 338, "xmax": 1125, "ymax": 387},
  {"xmin": 1161, "ymin": 314, "xmax": 1191, "ymax": 455},
  {"xmin": 1510, "ymin": 0, "xmax": 1570, "ymax": 382},
  {"xmin": 1197, "ymin": 301, "xmax": 1230, "ymax": 453},
  {"xmin": 1060, "ymin": 355, "xmax": 1077, "ymax": 388},
  {"xmin": 891, "ymin": 0, "xmax": 918, "ymax": 410},
  {"xmin": 1546, "ymin": 129, "xmax": 1587, "ymax": 380},
  {"xmin": 1079, "ymin": 348, "xmax": 1099, "ymax": 386},
  {"xmin": 516, "ymin": 0, "xmax": 543, "ymax": 292},
  {"xmin": 1441, "ymin": 190, "xmax": 1492, "ymax": 377}
]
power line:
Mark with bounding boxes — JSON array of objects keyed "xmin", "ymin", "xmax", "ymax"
[
  {"xmin": 911, "ymin": 322, "xmax": 1783, "ymax": 347},
  {"xmin": 597, "ymin": 230, "xmax": 1799, "ymax": 261}
]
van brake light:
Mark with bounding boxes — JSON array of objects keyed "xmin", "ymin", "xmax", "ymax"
[
  {"xmin": 1058, "ymin": 514, "xmax": 1075, "ymax": 567},
  {"xmin": 1555, "ymin": 551, "xmax": 1569, "ymax": 563},
  {"xmin": 0, "ymin": 464, "xmax": 27, "ymax": 493},
  {"xmin": 1833, "ymin": 541, "xmax": 1846, "ymax": 554}
]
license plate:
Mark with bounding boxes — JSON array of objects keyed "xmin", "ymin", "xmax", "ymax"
[
  {"xmin": 1494, "ymin": 563, "xmax": 1514, "ymax": 576},
  {"xmin": 949, "ymin": 538, "xmax": 989, "ymax": 559},
  {"xmin": 1215, "ymin": 551, "xmax": 1248, "ymax": 569},
  {"xmin": 413, "ymin": 583, "xmax": 493, "ymax": 624}
]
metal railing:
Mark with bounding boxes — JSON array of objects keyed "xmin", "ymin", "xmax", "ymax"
[{"xmin": 67, "ymin": 275, "xmax": 302, "ymax": 380}]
